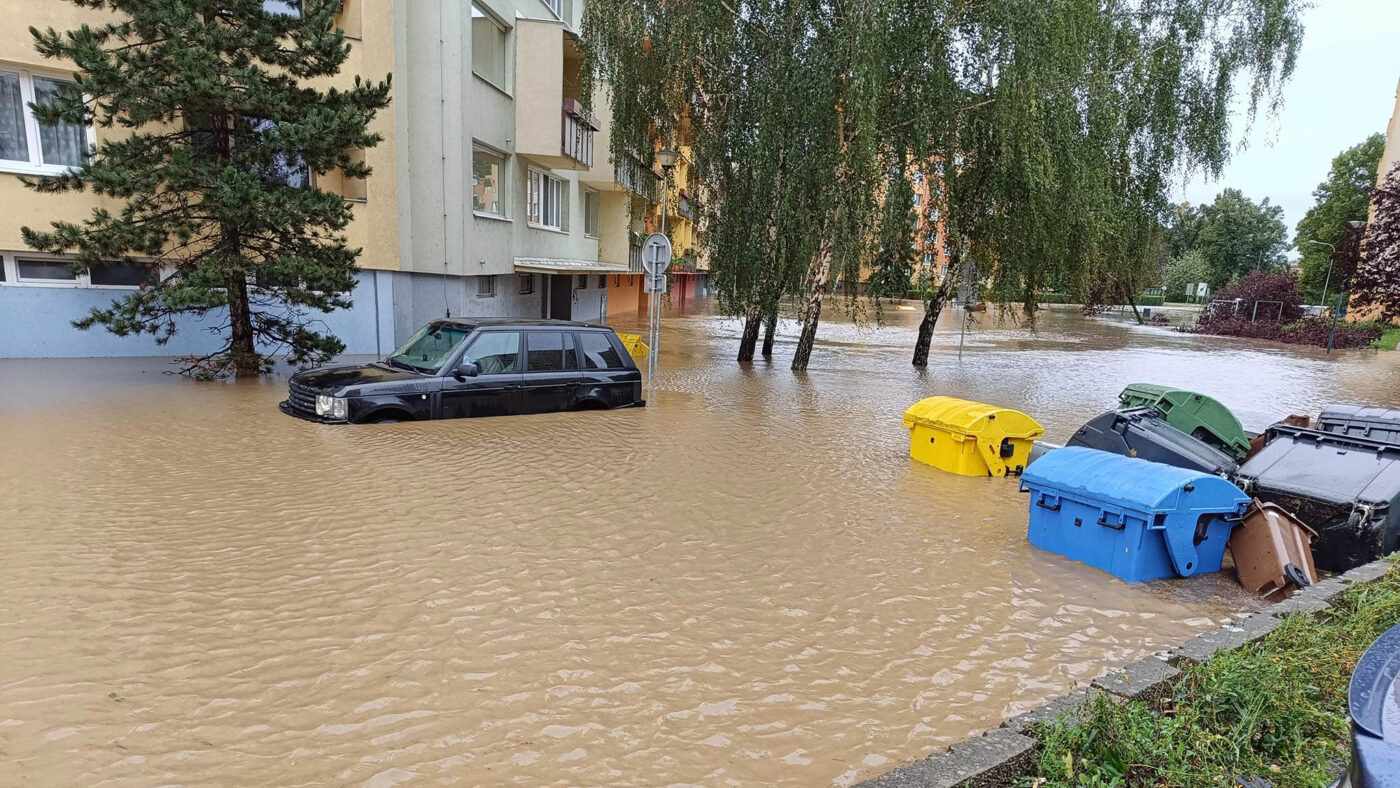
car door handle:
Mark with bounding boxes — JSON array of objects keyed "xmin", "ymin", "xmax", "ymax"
[{"xmin": 504, "ymin": 385, "xmax": 521, "ymax": 391}]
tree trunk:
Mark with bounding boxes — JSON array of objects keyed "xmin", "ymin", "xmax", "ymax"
[
  {"xmin": 791, "ymin": 243, "xmax": 832, "ymax": 372},
  {"xmin": 228, "ymin": 272, "xmax": 258, "ymax": 377},
  {"xmin": 761, "ymin": 308, "xmax": 778, "ymax": 356},
  {"xmin": 1122, "ymin": 285, "xmax": 1144, "ymax": 324},
  {"xmin": 737, "ymin": 309, "xmax": 761, "ymax": 362},
  {"xmin": 912, "ymin": 294, "xmax": 946, "ymax": 367}
]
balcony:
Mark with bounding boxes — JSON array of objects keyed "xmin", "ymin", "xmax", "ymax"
[
  {"xmin": 561, "ymin": 99, "xmax": 598, "ymax": 169},
  {"xmin": 677, "ymin": 192, "xmax": 696, "ymax": 223},
  {"xmin": 670, "ymin": 250, "xmax": 699, "ymax": 273},
  {"xmin": 615, "ymin": 157, "xmax": 661, "ymax": 203},
  {"xmin": 628, "ymin": 238, "xmax": 645, "ymax": 273}
]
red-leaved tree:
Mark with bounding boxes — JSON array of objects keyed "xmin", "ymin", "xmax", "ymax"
[{"xmin": 1354, "ymin": 162, "xmax": 1400, "ymax": 320}]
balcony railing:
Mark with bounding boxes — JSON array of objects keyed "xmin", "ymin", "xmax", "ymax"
[
  {"xmin": 628, "ymin": 239, "xmax": 645, "ymax": 273},
  {"xmin": 616, "ymin": 156, "xmax": 661, "ymax": 203},
  {"xmin": 670, "ymin": 251, "xmax": 699, "ymax": 273},
  {"xmin": 676, "ymin": 192, "xmax": 696, "ymax": 223},
  {"xmin": 561, "ymin": 99, "xmax": 597, "ymax": 168}
]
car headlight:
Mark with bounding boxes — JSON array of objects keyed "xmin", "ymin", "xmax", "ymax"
[{"xmin": 315, "ymin": 395, "xmax": 348, "ymax": 419}]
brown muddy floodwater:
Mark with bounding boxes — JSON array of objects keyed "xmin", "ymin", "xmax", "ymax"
[{"xmin": 3, "ymin": 303, "xmax": 1399, "ymax": 787}]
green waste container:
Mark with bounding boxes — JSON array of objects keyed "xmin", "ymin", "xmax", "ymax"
[{"xmin": 1118, "ymin": 383, "xmax": 1251, "ymax": 461}]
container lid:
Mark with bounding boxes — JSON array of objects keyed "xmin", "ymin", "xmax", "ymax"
[
  {"xmin": 902, "ymin": 396, "xmax": 1044, "ymax": 440},
  {"xmin": 1239, "ymin": 425, "xmax": 1400, "ymax": 506},
  {"xmin": 1022, "ymin": 446, "xmax": 1249, "ymax": 512}
]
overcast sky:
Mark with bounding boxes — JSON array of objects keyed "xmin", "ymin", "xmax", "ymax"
[{"xmin": 1179, "ymin": 0, "xmax": 1400, "ymax": 251}]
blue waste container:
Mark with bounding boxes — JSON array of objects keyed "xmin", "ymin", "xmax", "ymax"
[{"xmin": 1021, "ymin": 447, "xmax": 1251, "ymax": 582}]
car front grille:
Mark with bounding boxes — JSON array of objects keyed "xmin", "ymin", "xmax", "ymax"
[{"xmin": 287, "ymin": 382, "xmax": 318, "ymax": 417}]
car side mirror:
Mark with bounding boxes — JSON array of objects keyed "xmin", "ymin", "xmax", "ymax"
[{"xmin": 455, "ymin": 361, "xmax": 480, "ymax": 379}]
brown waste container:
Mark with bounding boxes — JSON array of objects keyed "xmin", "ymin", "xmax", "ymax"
[{"xmin": 1228, "ymin": 500, "xmax": 1319, "ymax": 596}]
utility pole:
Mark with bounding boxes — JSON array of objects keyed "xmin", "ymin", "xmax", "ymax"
[{"xmin": 1306, "ymin": 239, "xmax": 1336, "ymax": 312}]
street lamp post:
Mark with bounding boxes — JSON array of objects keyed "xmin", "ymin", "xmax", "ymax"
[
  {"xmin": 649, "ymin": 148, "xmax": 680, "ymax": 394},
  {"xmin": 1306, "ymin": 239, "xmax": 1336, "ymax": 313}
]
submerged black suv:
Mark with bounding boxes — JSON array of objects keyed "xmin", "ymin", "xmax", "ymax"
[{"xmin": 280, "ymin": 318, "xmax": 643, "ymax": 423}]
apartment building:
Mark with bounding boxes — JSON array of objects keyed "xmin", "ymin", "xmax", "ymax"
[{"xmin": 0, "ymin": 0, "xmax": 667, "ymax": 359}]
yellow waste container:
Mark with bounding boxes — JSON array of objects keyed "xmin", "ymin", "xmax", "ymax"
[
  {"xmin": 903, "ymin": 396, "xmax": 1045, "ymax": 477},
  {"xmin": 616, "ymin": 333, "xmax": 648, "ymax": 359}
]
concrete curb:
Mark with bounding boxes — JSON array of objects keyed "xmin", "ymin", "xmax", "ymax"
[{"xmin": 855, "ymin": 558, "xmax": 1393, "ymax": 788}]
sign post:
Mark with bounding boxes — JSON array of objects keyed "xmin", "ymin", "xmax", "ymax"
[{"xmin": 640, "ymin": 232, "xmax": 671, "ymax": 402}]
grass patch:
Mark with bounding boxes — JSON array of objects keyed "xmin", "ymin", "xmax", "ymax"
[
  {"xmin": 1017, "ymin": 566, "xmax": 1400, "ymax": 787},
  {"xmin": 1372, "ymin": 327, "xmax": 1400, "ymax": 351}
]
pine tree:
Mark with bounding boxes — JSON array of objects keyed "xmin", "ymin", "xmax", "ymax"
[
  {"xmin": 21, "ymin": 0, "xmax": 391, "ymax": 378},
  {"xmin": 1354, "ymin": 163, "xmax": 1400, "ymax": 321}
]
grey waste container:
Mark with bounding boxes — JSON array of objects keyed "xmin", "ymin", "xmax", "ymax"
[
  {"xmin": 1067, "ymin": 407, "xmax": 1239, "ymax": 477},
  {"xmin": 1235, "ymin": 424, "xmax": 1400, "ymax": 573},
  {"xmin": 1319, "ymin": 405, "xmax": 1400, "ymax": 447}
]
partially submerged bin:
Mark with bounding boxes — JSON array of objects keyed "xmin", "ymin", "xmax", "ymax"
[
  {"xmin": 1021, "ymin": 447, "xmax": 1250, "ymax": 582},
  {"xmin": 903, "ymin": 396, "xmax": 1044, "ymax": 477},
  {"xmin": 1236, "ymin": 424, "xmax": 1400, "ymax": 573},
  {"xmin": 1119, "ymin": 383, "xmax": 1252, "ymax": 460},
  {"xmin": 1319, "ymin": 405, "xmax": 1400, "ymax": 446},
  {"xmin": 1228, "ymin": 501, "xmax": 1318, "ymax": 596},
  {"xmin": 1067, "ymin": 407, "xmax": 1239, "ymax": 477}
]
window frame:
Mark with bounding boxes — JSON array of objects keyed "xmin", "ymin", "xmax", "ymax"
[
  {"xmin": 582, "ymin": 186, "xmax": 600, "ymax": 238},
  {"xmin": 577, "ymin": 274, "xmax": 588, "ymax": 290},
  {"xmin": 1, "ymin": 252, "xmax": 158, "ymax": 290},
  {"xmin": 452, "ymin": 328, "xmax": 523, "ymax": 376},
  {"xmin": 578, "ymin": 330, "xmax": 628, "ymax": 370},
  {"xmin": 523, "ymin": 329, "xmax": 579, "ymax": 373},
  {"xmin": 518, "ymin": 273, "xmax": 535, "ymax": 295},
  {"xmin": 526, "ymin": 167, "xmax": 566, "ymax": 231},
  {"xmin": 472, "ymin": 144, "xmax": 508, "ymax": 218},
  {"xmin": 477, "ymin": 274, "xmax": 497, "ymax": 298},
  {"xmin": 0, "ymin": 65, "xmax": 94, "ymax": 177},
  {"xmin": 471, "ymin": 3, "xmax": 510, "ymax": 92}
]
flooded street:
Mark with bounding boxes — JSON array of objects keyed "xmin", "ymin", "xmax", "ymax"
[{"xmin": 3, "ymin": 302, "xmax": 1399, "ymax": 786}]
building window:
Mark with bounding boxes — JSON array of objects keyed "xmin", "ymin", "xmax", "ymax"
[
  {"xmin": 519, "ymin": 273, "xmax": 535, "ymax": 294},
  {"xmin": 527, "ymin": 168, "xmax": 566, "ymax": 231},
  {"xmin": 542, "ymin": 0, "xmax": 564, "ymax": 19},
  {"xmin": 477, "ymin": 274, "xmax": 496, "ymax": 297},
  {"xmin": 5, "ymin": 255, "xmax": 155, "ymax": 288},
  {"xmin": 597, "ymin": 274, "xmax": 607, "ymax": 289},
  {"xmin": 922, "ymin": 253, "xmax": 934, "ymax": 267},
  {"xmin": 912, "ymin": 171, "xmax": 924, "ymax": 185},
  {"xmin": 583, "ymin": 187, "xmax": 599, "ymax": 237},
  {"xmin": 247, "ymin": 118, "xmax": 310, "ymax": 188},
  {"xmin": 577, "ymin": 274, "xmax": 588, "ymax": 289},
  {"xmin": 912, "ymin": 193, "xmax": 922, "ymax": 210},
  {"xmin": 473, "ymin": 147, "xmax": 506, "ymax": 216},
  {"xmin": 263, "ymin": 0, "xmax": 301, "ymax": 15},
  {"xmin": 471, "ymin": 4, "xmax": 508, "ymax": 89},
  {"xmin": 17, "ymin": 258, "xmax": 76, "ymax": 282},
  {"xmin": 0, "ymin": 69, "xmax": 89, "ymax": 174}
]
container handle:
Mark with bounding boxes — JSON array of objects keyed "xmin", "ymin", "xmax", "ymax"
[{"xmin": 1035, "ymin": 495, "xmax": 1060, "ymax": 512}]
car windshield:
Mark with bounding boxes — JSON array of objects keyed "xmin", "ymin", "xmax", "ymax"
[{"xmin": 386, "ymin": 323, "xmax": 472, "ymax": 372}]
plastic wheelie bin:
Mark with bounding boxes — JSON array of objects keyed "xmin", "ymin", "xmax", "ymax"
[
  {"xmin": 1235, "ymin": 424, "xmax": 1400, "ymax": 573},
  {"xmin": 1319, "ymin": 405, "xmax": 1400, "ymax": 446},
  {"xmin": 1067, "ymin": 407, "xmax": 1239, "ymax": 476},
  {"xmin": 1341, "ymin": 621, "xmax": 1400, "ymax": 787},
  {"xmin": 1118, "ymin": 383, "xmax": 1252, "ymax": 460},
  {"xmin": 1228, "ymin": 501, "xmax": 1318, "ymax": 596},
  {"xmin": 1020, "ymin": 447, "xmax": 1251, "ymax": 582},
  {"xmin": 903, "ymin": 396, "xmax": 1044, "ymax": 477}
]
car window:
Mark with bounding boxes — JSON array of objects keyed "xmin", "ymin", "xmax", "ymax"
[
  {"xmin": 460, "ymin": 331, "xmax": 520, "ymax": 374},
  {"xmin": 526, "ymin": 331, "xmax": 566, "ymax": 372},
  {"xmin": 388, "ymin": 323, "xmax": 472, "ymax": 372},
  {"xmin": 579, "ymin": 331, "xmax": 626, "ymax": 369}
]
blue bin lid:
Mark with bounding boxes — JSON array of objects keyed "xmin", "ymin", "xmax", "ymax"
[{"xmin": 1023, "ymin": 446, "xmax": 1249, "ymax": 513}]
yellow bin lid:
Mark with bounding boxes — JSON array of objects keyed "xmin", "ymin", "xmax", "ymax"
[{"xmin": 902, "ymin": 396, "xmax": 1044, "ymax": 440}]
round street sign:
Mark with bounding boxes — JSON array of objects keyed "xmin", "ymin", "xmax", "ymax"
[{"xmin": 641, "ymin": 232, "xmax": 672, "ymax": 275}]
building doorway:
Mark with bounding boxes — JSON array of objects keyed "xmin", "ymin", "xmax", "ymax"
[{"xmin": 549, "ymin": 274, "xmax": 572, "ymax": 321}]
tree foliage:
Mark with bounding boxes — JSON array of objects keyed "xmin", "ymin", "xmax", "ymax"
[
  {"xmin": 1163, "ymin": 250, "xmax": 1212, "ymax": 301},
  {"xmin": 1294, "ymin": 133, "xmax": 1385, "ymax": 300},
  {"xmin": 582, "ymin": 0, "xmax": 1304, "ymax": 368},
  {"xmin": 1194, "ymin": 188, "xmax": 1290, "ymax": 287},
  {"xmin": 867, "ymin": 174, "xmax": 916, "ymax": 302},
  {"xmin": 1354, "ymin": 162, "xmax": 1400, "ymax": 322},
  {"xmin": 22, "ymin": 0, "xmax": 391, "ymax": 377}
]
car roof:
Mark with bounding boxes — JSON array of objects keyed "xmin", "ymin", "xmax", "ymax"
[{"xmin": 432, "ymin": 317, "xmax": 612, "ymax": 330}]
